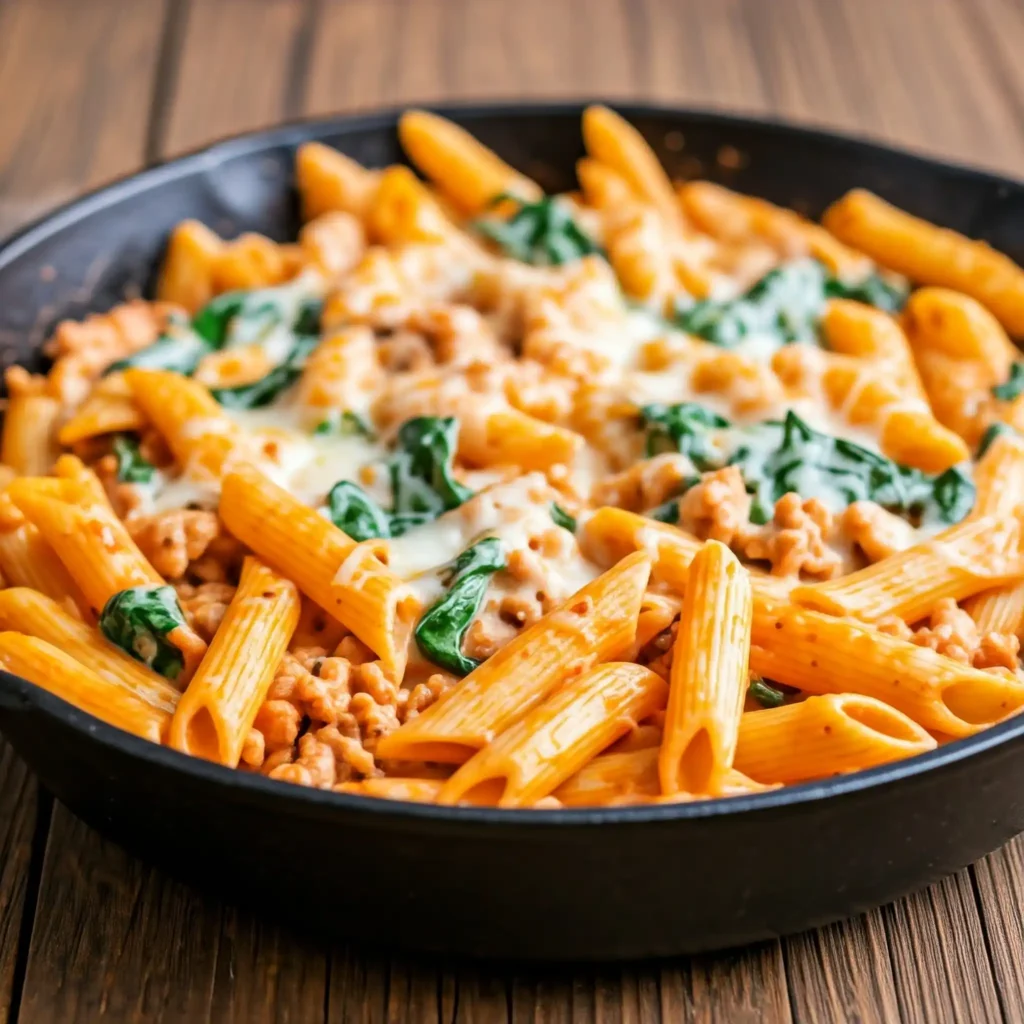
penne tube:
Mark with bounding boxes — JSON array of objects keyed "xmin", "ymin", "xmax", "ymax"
[
  {"xmin": 123, "ymin": 368, "xmax": 242, "ymax": 480},
  {"xmin": 10, "ymin": 490, "xmax": 161, "ymax": 612},
  {"xmin": 792, "ymin": 513, "xmax": 1024, "ymax": 623},
  {"xmin": 156, "ymin": 220, "xmax": 225, "ymax": 313},
  {"xmin": 821, "ymin": 299, "xmax": 925, "ymax": 399},
  {"xmin": 823, "ymin": 189, "xmax": 1024, "ymax": 336},
  {"xmin": 0, "ymin": 495, "xmax": 87, "ymax": 617},
  {"xmin": 437, "ymin": 662, "xmax": 668, "ymax": 807},
  {"xmin": 749, "ymin": 601, "xmax": 1024, "ymax": 737},
  {"xmin": 734, "ymin": 693, "xmax": 937, "ymax": 784},
  {"xmin": 582, "ymin": 105, "xmax": 682, "ymax": 230},
  {"xmin": 964, "ymin": 582, "xmax": 1024, "ymax": 637},
  {"xmin": 58, "ymin": 387, "xmax": 146, "ymax": 446},
  {"xmin": 169, "ymin": 557, "xmax": 300, "ymax": 767},
  {"xmin": 579, "ymin": 506, "xmax": 791, "ymax": 605},
  {"xmin": 375, "ymin": 551, "xmax": 652, "ymax": 764},
  {"xmin": 1, "ymin": 391, "xmax": 60, "ymax": 476},
  {"xmin": 0, "ymin": 588, "xmax": 179, "ymax": 722},
  {"xmin": 678, "ymin": 181, "xmax": 870, "ymax": 279},
  {"xmin": 219, "ymin": 463, "xmax": 416, "ymax": 673},
  {"xmin": 331, "ymin": 539, "xmax": 416, "ymax": 678},
  {"xmin": 659, "ymin": 541, "xmax": 753, "ymax": 796},
  {"xmin": 367, "ymin": 164, "xmax": 462, "ymax": 245},
  {"xmin": 335, "ymin": 778, "xmax": 445, "ymax": 803},
  {"xmin": 554, "ymin": 747, "xmax": 660, "ymax": 806},
  {"xmin": 295, "ymin": 141, "xmax": 381, "ymax": 222},
  {"xmin": 971, "ymin": 429, "xmax": 1024, "ymax": 517},
  {"xmin": 0, "ymin": 631, "xmax": 170, "ymax": 743},
  {"xmin": 455, "ymin": 402, "xmax": 583, "ymax": 471},
  {"xmin": 398, "ymin": 109, "xmax": 542, "ymax": 214},
  {"xmin": 296, "ymin": 326, "xmax": 382, "ymax": 428},
  {"xmin": 903, "ymin": 287, "xmax": 1019, "ymax": 375}
]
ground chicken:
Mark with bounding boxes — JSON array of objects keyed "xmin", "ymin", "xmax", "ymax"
[
  {"xmin": 741, "ymin": 494, "xmax": 844, "ymax": 580},
  {"xmin": 910, "ymin": 598, "xmax": 1020, "ymax": 672},
  {"xmin": 128, "ymin": 510, "xmax": 222, "ymax": 581},
  {"xmin": 677, "ymin": 466, "xmax": 752, "ymax": 546},
  {"xmin": 174, "ymin": 582, "xmax": 236, "ymax": 642},
  {"xmin": 591, "ymin": 453, "xmax": 695, "ymax": 512}
]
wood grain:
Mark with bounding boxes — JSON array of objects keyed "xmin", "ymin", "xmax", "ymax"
[
  {"xmin": 0, "ymin": 0, "xmax": 170, "ymax": 234},
  {"xmin": 5, "ymin": 0, "xmax": 1024, "ymax": 1021}
]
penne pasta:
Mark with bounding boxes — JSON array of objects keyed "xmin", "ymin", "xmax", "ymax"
[
  {"xmin": 438, "ymin": 662, "xmax": 667, "ymax": 807},
  {"xmin": 734, "ymin": 694, "xmax": 937, "ymax": 784},
  {"xmin": 0, "ymin": 631, "xmax": 171, "ymax": 743},
  {"xmin": 659, "ymin": 541, "xmax": 753, "ymax": 796},
  {"xmin": 750, "ymin": 600, "xmax": 1024, "ymax": 737},
  {"xmin": 399, "ymin": 109, "xmax": 542, "ymax": 214},
  {"xmin": 792, "ymin": 513, "xmax": 1024, "ymax": 623},
  {"xmin": 169, "ymin": 557, "xmax": 300, "ymax": 767}
]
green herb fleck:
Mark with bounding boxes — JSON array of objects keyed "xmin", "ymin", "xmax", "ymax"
[
  {"xmin": 993, "ymin": 362, "xmax": 1024, "ymax": 402},
  {"xmin": 978, "ymin": 422, "xmax": 1018, "ymax": 458},
  {"xmin": 749, "ymin": 678, "xmax": 786, "ymax": 708},
  {"xmin": 313, "ymin": 410, "xmax": 376, "ymax": 440},
  {"xmin": 99, "ymin": 585, "xmax": 189, "ymax": 681},
  {"xmin": 824, "ymin": 272, "xmax": 909, "ymax": 313},
  {"xmin": 550, "ymin": 503, "xmax": 577, "ymax": 533},
  {"xmin": 414, "ymin": 538, "xmax": 506, "ymax": 676},
  {"xmin": 112, "ymin": 435, "xmax": 155, "ymax": 484},
  {"xmin": 474, "ymin": 193, "xmax": 602, "ymax": 266}
]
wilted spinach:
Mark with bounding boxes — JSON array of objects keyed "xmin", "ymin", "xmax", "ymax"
[
  {"xmin": 99, "ymin": 585, "xmax": 190, "ymax": 681},
  {"xmin": 474, "ymin": 193, "xmax": 602, "ymax": 266},
  {"xmin": 326, "ymin": 481, "xmax": 392, "ymax": 542},
  {"xmin": 550, "ymin": 503, "xmax": 577, "ymax": 533},
  {"xmin": 210, "ymin": 334, "xmax": 319, "ymax": 409},
  {"xmin": 313, "ymin": 410, "xmax": 376, "ymax": 439},
  {"xmin": 749, "ymin": 677, "xmax": 786, "ymax": 708},
  {"xmin": 414, "ymin": 538, "xmax": 506, "ymax": 676},
  {"xmin": 388, "ymin": 416, "xmax": 473, "ymax": 524},
  {"xmin": 112, "ymin": 435, "xmax": 155, "ymax": 484},
  {"xmin": 641, "ymin": 402, "xmax": 730, "ymax": 467}
]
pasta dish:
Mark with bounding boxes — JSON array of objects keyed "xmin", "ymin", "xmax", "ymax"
[{"xmin": 3, "ymin": 106, "xmax": 1024, "ymax": 808}]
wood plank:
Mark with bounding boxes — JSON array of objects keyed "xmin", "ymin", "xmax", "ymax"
[
  {"xmin": 0, "ymin": 0, "xmax": 170, "ymax": 234},
  {"xmin": 658, "ymin": 944, "xmax": 792, "ymax": 1024},
  {"xmin": 0, "ymin": 742, "xmax": 41, "ymax": 1024},
  {"xmin": 882, "ymin": 872, "xmax": 1002, "ymax": 1024},
  {"xmin": 159, "ymin": 0, "xmax": 316, "ymax": 157},
  {"xmin": 972, "ymin": 839, "xmax": 1024, "ymax": 1023},
  {"xmin": 17, "ymin": 807, "xmax": 222, "ymax": 1023},
  {"xmin": 302, "ymin": 0, "xmax": 637, "ymax": 115},
  {"xmin": 783, "ymin": 914, "xmax": 899, "ymax": 1024}
]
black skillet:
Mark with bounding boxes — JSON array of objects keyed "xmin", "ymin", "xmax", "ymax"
[{"xmin": 2, "ymin": 103, "xmax": 1024, "ymax": 961}]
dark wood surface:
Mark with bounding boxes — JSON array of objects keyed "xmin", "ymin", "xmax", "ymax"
[{"xmin": 2, "ymin": 0, "xmax": 1024, "ymax": 1020}]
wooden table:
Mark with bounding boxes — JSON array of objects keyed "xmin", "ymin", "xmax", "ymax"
[{"xmin": 2, "ymin": 0, "xmax": 1024, "ymax": 1020}]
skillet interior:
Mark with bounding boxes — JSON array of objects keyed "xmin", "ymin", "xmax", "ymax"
[{"xmin": 2, "ymin": 103, "xmax": 1024, "ymax": 959}]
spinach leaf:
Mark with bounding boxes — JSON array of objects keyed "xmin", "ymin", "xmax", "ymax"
[
  {"xmin": 647, "ymin": 498, "xmax": 681, "ymax": 524},
  {"xmin": 641, "ymin": 402, "xmax": 730, "ymax": 467},
  {"xmin": 674, "ymin": 260, "xmax": 829, "ymax": 348},
  {"xmin": 728, "ymin": 410, "xmax": 975, "ymax": 526},
  {"xmin": 474, "ymin": 193, "xmax": 602, "ymax": 266},
  {"xmin": 550, "ymin": 503, "xmax": 577, "ymax": 533},
  {"xmin": 191, "ymin": 292, "xmax": 248, "ymax": 347},
  {"xmin": 112, "ymin": 435, "xmax": 155, "ymax": 484},
  {"xmin": 313, "ymin": 410, "xmax": 376, "ymax": 439},
  {"xmin": 414, "ymin": 538, "xmax": 506, "ymax": 675},
  {"xmin": 824, "ymin": 272, "xmax": 909, "ymax": 313},
  {"xmin": 389, "ymin": 417, "xmax": 473, "ymax": 519},
  {"xmin": 326, "ymin": 481, "xmax": 392, "ymax": 541},
  {"xmin": 99, "ymin": 585, "xmax": 189, "ymax": 681},
  {"xmin": 993, "ymin": 362, "xmax": 1024, "ymax": 402},
  {"xmin": 210, "ymin": 334, "xmax": 320, "ymax": 409},
  {"xmin": 749, "ymin": 677, "xmax": 786, "ymax": 708},
  {"xmin": 978, "ymin": 422, "xmax": 1018, "ymax": 458}
]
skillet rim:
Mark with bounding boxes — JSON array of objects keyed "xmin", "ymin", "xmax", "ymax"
[{"xmin": 2, "ymin": 99, "xmax": 1024, "ymax": 827}]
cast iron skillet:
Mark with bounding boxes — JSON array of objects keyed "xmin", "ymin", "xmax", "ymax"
[{"xmin": 3, "ymin": 103, "xmax": 1024, "ymax": 962}]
